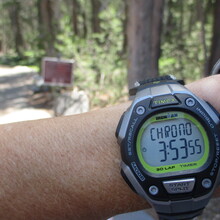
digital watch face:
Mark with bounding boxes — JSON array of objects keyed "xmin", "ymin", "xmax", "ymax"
[{"xmin": 136, "ymin": 111, "xmax": 209, "ymax": 174}]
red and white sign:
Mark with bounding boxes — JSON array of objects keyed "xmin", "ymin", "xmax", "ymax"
[{"xmin": 42, "ymin": 57, "xmax": 74, "ymax": 86}]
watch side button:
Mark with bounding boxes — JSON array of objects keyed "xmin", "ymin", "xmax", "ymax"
[{"xmin": 121, "ymin": 169, "xmax": 138, "ymax": 194}]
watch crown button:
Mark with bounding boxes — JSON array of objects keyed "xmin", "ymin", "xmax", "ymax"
[
  {"xmin": 202, "ymin": 178, "xmax": 212, "ymax": 189},
  {"xmin": 149, "ymin": 185, "xmax": 159, "ymax": 195},
  {"xmin": 185, "ymin": 98, "xmax": 196, "ymax": 107},
  {"xmin": 136, "ymin": 106, "xmax": 145, "ymax": 115}
]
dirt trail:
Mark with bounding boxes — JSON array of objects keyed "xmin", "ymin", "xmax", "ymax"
[{"xmin": 0, "ymin": 65, "xmax": 52, "ymax": 124}]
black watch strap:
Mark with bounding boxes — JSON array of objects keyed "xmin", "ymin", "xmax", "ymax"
[
  {"xmin": 129, "ymin": 75, "xmax": 185, "ymax": 96},
  {"xmin": 211, "ymin": 58, "xmax": 220, "ymax": 75},
  {"xmin": 158, "ymin": 208, "xmax": 204, "ymax": 220}
]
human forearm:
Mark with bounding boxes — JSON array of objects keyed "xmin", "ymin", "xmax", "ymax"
[
  {"xmin": 0, "ymin": 103, "xmax": 147, "ymax": 220},
  {"xmin": 1, "ymin": 75, "xmax": 220, "ymax": 220},
  {"xmin": 186, "ymin": 75, "xmax": 220, "ymax": 113}
]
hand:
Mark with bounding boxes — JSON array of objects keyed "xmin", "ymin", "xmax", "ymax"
[{"xmin": 186, "ymin": 74, "xmax": 220, "ymax": 113}]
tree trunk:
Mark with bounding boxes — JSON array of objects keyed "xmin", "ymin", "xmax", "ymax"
[
  {"xmin": 196, "ymin": 0, "xmax": 208, "ymax": 76},
  {"xmin": 127, "ymin": 0, "xmax": 164, "ymax": 89},
  {"xmin": 122, "ymin": 2, "xmax": 128, "ymax": 54},
  {"xmin": 82, "ymin": 10, "xmax": 88, "ymax": 38},
  {"xmin": 91, "ymin": 0, "xmax": 101, "ymax": 33},
  {"xmin": 8, "ymin": 0, "xmax": 24, "ymax": 57},
  {"xmin": 37, "ymin": 0, "xmax": 56, "ymax": 56},
  {"xmin": 207, "ymin": 0, "xmax": 220, "ymax": 75},
  {"xmin": 36, "ymin": 0, "xmax": 44, "ymax": 50},
  {"xmin": 72, "ymin": 0, "xmax": 79, "ymax": 36},
  {"xmin": 151, "ymin": 0, "xmax": 165, "ymax": 77}
]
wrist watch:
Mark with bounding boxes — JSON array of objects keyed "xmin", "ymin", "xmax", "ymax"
[{"xmin": 115, "ymin": 75, "xmax": 220, "ymax": 220}]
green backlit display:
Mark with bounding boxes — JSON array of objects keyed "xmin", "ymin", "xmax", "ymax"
[{"xmin": 136, "ymin": 111, "xmax": 209, "ymax": 174}]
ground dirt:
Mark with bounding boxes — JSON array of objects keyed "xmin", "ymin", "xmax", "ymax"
[{"xmin": 0, "ymin": 65, "xmax": 53, "ymax": 124}]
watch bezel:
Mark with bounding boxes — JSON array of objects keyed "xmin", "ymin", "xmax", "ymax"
[{"xmin": 120, "ymin": 93, "xmax": 220, "ymax": 200}]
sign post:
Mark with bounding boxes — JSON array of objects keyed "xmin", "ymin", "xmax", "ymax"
[{"xmin": 42, "ymin": 57, "xmax": 74, "ymax": 87}]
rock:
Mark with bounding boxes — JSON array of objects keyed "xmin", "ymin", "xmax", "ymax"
[{"xmin": 54, "ymin": 88, "xmax": 89, "ymax": 116}]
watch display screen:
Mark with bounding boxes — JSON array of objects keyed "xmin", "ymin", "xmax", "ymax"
[{"xmin": 136, "ymin": 111, "xmax": 209, "ymax": 174}]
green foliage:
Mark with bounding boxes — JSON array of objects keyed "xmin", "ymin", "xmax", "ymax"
[
  {"xmin": 55, "ymin": 0, "xmax": 127, "ymax": 107},
  {"xmin": 0, "ymin": 0, "xmax": 218, "ymax": 107},
  {"xmin": 160, "ymin": 0, "xmax": 214, "ymax": 81},
  {"xmin": 0, "ymin": 0, "xmax": 128, "ymax": 108}
]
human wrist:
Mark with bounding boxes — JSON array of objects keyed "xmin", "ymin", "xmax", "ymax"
[{"xmin": 0, "ymin": 102, "xmax": 148, "ymax": 220}]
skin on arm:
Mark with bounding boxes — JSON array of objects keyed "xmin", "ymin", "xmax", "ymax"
[
  {"xmin": 0, "ymin": 75, "xmax": 220, "ymax": 220},
  {"xmin": 186, "ymin": 75, "xmax": 220, "ymax": 113},
  {"xmin": 186, "ymin": 75, "xmax": 220, "ymax": 199},
  {"xmin": 0, "ymin": 102, "xmax": 147, "ymax": 220}
]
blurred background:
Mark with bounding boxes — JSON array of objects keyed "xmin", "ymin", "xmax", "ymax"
[
  {"xmin": 0, "ymin": 0, "xmax": 220, "ymax": 219},
  {"xmin": 0, "ymin": 0, "xmax": 219, "ymax": 116}
]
